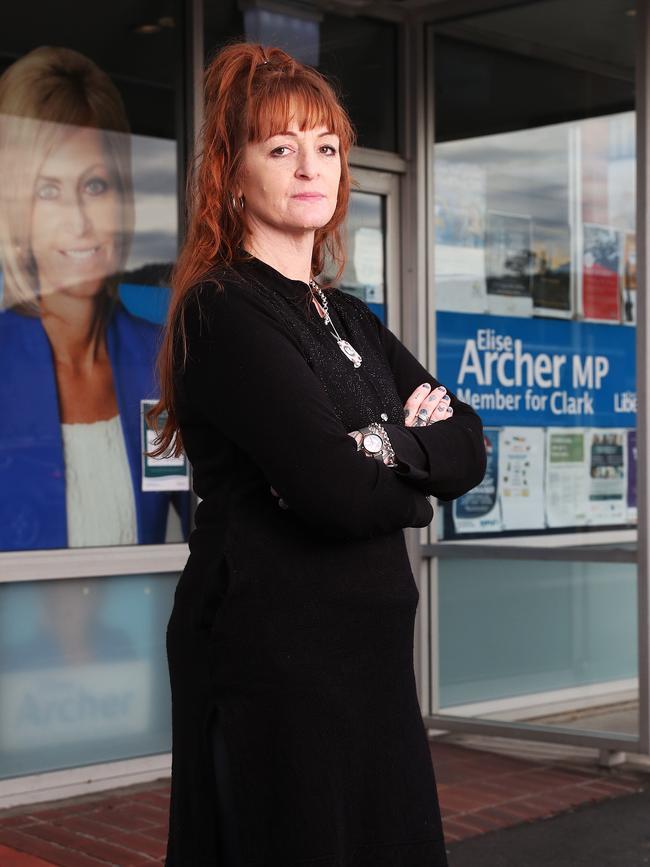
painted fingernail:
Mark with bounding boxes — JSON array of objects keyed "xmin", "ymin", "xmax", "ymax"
[
  {"xmin": 441, "ymin": 394, "xmax": 450, "ymax": 403},
  {"xmin": 436, "ymin": 386, "xmax": 446, "ymax": 393},
  {"xmin": 422, "ymin": 382, "xmax": 431, "ymax": 389},
  {"xmin": 417, "ymin": 408, "xmax": 429, "ymax": 419},
  {"xmin": 447, "ymin": 407, "xmax": 454, "ymax": 415},
  {"xmin": 404, "ymin": 407, "xmax": 410, "ymax": 418}
]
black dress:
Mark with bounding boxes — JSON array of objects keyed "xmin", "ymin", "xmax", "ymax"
[{"xmin": 165, "ymin": 256, "xmax": 486, "ymax": 866}]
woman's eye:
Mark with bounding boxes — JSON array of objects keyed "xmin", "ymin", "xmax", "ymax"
[
  {"xmin": 35, "ymin": 183, "xmax": 59, "ymax": 200},
  {"xmin": 84, "ymin": 177, "xmax": 109, "ymax": 195},
  {"xmin": 271, "ymin": 146, "xmax": 291, "ymax": 157},
  {"xmin": 320, "ymin": 144, "xmax": 338, "ymax": 155}
]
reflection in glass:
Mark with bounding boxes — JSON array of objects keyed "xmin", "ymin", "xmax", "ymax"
[
  {"xmin": 203, "ymin": 1, "xmax": 398, "ymax": 151},
  {"xmin": 0, "ymin": 47, "xmax": 189, "ymax": 551}
]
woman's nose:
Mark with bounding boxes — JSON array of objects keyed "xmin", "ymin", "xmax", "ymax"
[
  {"xmin": 63, "ymin": 194, "xmax": 91, "ymax": 236},
  {"xmin": 295, "ymin": 148, "xmax": 318, "ymax": 179}
]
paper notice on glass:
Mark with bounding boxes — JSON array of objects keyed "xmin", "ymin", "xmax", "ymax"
[
  {"xmin": 497, "ymin": 427, "xmax": 545, "ymax": 530},
  {"xmin": 627, "ymin": 429, "xmax": 637, "ymax": 523},
  {"xmin": 531, "ymin": 221, "xmax": 572, "ymax": 317},
  {"xmin": 587, "ymin": 428, "xmax": 627, "ymax": 525},
  {"xmin": 582, "ymin": 223, "xmax": 622, "ymax": 321},
  {"xmin": 453, "ymin": 429, "xmax": 503, "ymax": 533},
  {"xmin": 623, "ymin": 232, "xmax": 637, "ymax": 325},
  {"xmin": 545, "ymin": 429, "xmax": 589, "ymax": 528},
  {"xmin": 486, "ymin": 211, "xmax": 533, "ymax": 318},
  {"xmin": 434, "ymin": 160, "xmax": 487, "ymax": 313},
  {"xmin": 141, "ymin": 399, "xmax": 190, "ymax": 492}
]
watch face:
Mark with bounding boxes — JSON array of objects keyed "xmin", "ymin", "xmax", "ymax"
[{"xmin": 363, "ymin": 433, "xmax": 383, "ymax": 454}]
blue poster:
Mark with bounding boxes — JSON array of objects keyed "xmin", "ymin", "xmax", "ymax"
[
  {"xmin": 437, "ymin": 311, "xmax": 636, "ymax": 428},
  {"xmin": 453, "ymin": 428, "xmax": 502, "ymax": 533}
]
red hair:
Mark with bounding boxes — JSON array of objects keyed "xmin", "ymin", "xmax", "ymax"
[{"xmin": 148, "ymin": 42, "xmax": 356, "ymax": 456}]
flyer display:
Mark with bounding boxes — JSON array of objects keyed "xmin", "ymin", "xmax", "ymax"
[
  {"xmin": 586, "ymin": 429, "xmax": 627, "ymax": 525},
  {"xmin": 453, "ymin": 429, "xmax": 503, "ymax": 533},
  {"xmin": 438, "ymin": 310, "xmax": 637, "ymax": 537},
  {"xmin": 447, "ymin": 425, "xmax": 635, "ymax": 537},
  {"xmin": 497, "ymin": 427, "xmax": 545, "ymax": 531},
  {"xmin": 545, "ymin": 429, "xmax": 589, "ymax": 529}
]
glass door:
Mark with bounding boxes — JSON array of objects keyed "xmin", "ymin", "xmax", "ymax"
[{"xmin": 426, "ymin": 0, "xmax": 641, "ymax": 753}]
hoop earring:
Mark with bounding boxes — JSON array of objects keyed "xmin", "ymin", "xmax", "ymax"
[{"xmin": 230, "ymin": 194, "xmax": 245, "ymax": 210}]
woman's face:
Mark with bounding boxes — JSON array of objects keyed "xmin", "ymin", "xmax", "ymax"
[
  {"xmin": 30, "ymin": 127, "xmax": 121, "ymax": 298},
  {"xmin": 239, "ymin": 116, "xmax": 341, "ymax": 238}
]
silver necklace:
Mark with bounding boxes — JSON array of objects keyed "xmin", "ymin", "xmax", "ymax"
[{"xmin": 309, "ymin": 280, "xmax": 363, "ymax": 368}]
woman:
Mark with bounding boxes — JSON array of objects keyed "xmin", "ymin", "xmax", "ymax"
[
  {"xmin": 0, "ymin": 46, "xmax": 189, "ymax": 550},
  {"xmin": 151, "ymin": 43, "xmax": 486, "ymax": 866}
]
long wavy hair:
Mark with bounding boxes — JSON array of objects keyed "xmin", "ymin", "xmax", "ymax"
[{"xmin": 148, "ymin": 42, "xmax": 356, "ymax": 456}]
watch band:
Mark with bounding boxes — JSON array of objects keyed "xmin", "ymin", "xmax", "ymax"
[{"xmin": 358, "ymin": 422, "xmax": 396, "ymax": 467}]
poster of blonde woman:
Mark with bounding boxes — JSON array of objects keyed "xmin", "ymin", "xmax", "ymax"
[{"xmin": 0, "ymin": 47, "xmax": 190, "ymax": 550}]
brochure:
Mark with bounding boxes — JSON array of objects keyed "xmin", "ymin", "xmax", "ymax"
[
  {"xmin": 545, "ymin": 429, "xmax": 589, "ymax": 528},
  {"xmin": 497, "ymin": 427, "xmax": 545, "ymax": 531},
  {"xmin": 453, "ymin": 429, "xmax": 503, "ymax": 533}
]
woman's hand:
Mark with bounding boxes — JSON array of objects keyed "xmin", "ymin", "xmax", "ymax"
[{"xmin": 403, "ymin": 382, "xmax": 452, "ymax": 427}]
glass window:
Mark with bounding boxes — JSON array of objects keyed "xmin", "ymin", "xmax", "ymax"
[
  {"xmin": 433, "ymin": 6, "xmax": 636, "ymax": 541},
  {"xmin": 430, "ymin": 0, "xmax": 639, "ymax": 740},
  {"xmin": 0, "ymin": 573, "xmax": 177, "ymax": 778},
  {"xmin": 203, "ymin": 1, "xmax": 399, "ymax": 151},
  {"xmin": 438, "ymin": 556, "xmax": 637, "ymax": 734},
  {"xmin": 0, "ymin": 3, "xmax": 190, "ymax": 551}
]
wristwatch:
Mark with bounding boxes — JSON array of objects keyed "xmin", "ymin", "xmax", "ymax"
[
  {"xmin": 362, "ymin": 432, "xmax": 384, "ymax": 455},
  {"xmin": 358, "ymin": 422, "xmax": 397, "ymax": 467}
]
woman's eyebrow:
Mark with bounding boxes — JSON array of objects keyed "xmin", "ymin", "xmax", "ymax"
[
  {"xmin": 268, "ymin": 130, "xmax": 336, "ymax": 138},
  {"xmin": 36, "ymin": 163, "xmax": 107, "ymax": 182}
]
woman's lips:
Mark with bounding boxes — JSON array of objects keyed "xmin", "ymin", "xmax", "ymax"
[{"xmin": 292, "ymin": 193, "xmax": 325, "ymax": 201}]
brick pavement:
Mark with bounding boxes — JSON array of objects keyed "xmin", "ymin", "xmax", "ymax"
[{"xmin": 0, "ymin": 740, "xmax": 644, "ymax": 866}]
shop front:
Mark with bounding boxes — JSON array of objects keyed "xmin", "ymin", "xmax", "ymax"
[{"xmin": 1, "ymin": 0, "xmax": 649, "ymax": 805}]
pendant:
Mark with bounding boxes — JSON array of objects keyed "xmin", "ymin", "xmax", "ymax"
[{"xmin": 337, "ymin": 338, "xmax": 363, "ymax": 368}]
